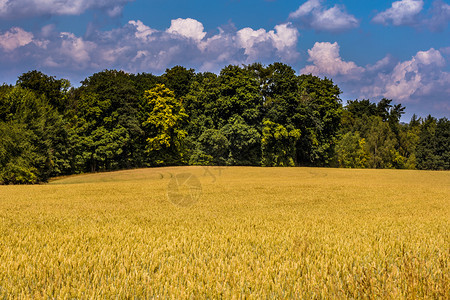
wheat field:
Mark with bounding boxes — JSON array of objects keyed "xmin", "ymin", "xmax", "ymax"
[{"xmin": 0, "ymin": 167, "xmax": 448, "ymax": 298}]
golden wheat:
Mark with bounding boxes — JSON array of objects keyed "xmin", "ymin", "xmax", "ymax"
[{"xmin": 0, "ymin": 167, "xmax": 448, "ymax": 298}]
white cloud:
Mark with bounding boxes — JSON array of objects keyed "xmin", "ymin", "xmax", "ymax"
[
  {"xmin": 128, "ymin": 20, "xmax": 156, "ymax": 41},
  {"xmin": 166, "ymin": 18, "xmax": 206, "ymax": 42},
  {"xmin": 372, "ymin": 0, "xmax": 449, "ymax": 31},
  {"xmin": 0, "ymin": 0, "xmax": 133, "ymax": 18},
  {"xmin": 196, "ymin": 27, "xmax": 244, "ymax": 71},
  {"xmin": 289, "ymin": 0, "xmax": 359, "ymax": 32},
  {"xmin": 236, "ymin": 23, "xmax": 299, "ymax": 61},
  {"xmin": 237, "ymin": 28, "xmax": 271, "ymax": 58},
  {"xmin": 373, "ymin": 0, "xmax": 424, "ymax": 26},
  {"xmin": 355, "ymin": 48, "xmax": 450, "ymax": 116},
  {"xmin": 414, "ymin": 48, "xmax": 445, "ymax": 66},
  {"xmin": 59, "ymin": 32, "xmax": 95, "ymax": 66},
  {"xmin": 301, "ymin": 42, "xmax": 364, "ymax": 77},
  {"xmin": 106, "ymin": 5, "xmax": 123, "ymax": 17},
  {"xmin": 366, "ymin": 55, "xmax": 395, "ymax": 72},
  {"xmin": 300, "ymin": 42, "xmax": 450, "ymax": 116},
  {"xmin": 377, "ymin": 49, "xmax": 448, "ymax": 100},
  {"xmin": 0, "ymin": 18, "xmax": 300, "ymax": 76},
  {"xmin": 0, "ymin": 27, "xmax": 33, "ymax": 52},
  {"xmin": 382, "ymin": 60, "xmax": 423, "ymax": 100},
  {"xmin": 426, "ymin": 0, "xmax": 450, "ymax": 31},
  {"xmin": 0, "ymin": 0, "xmax": 6, "ymax": 13},
  {"xmin": 41, "ymin": 24, "xmax": 56, "ymax": 38},
  {"xmin": 271, "ymin": 23, "xmax": 299, "ymax": 53},
  {"xmin": 290, "ymin": 0, "xmax": 322, "ymax": 19}
]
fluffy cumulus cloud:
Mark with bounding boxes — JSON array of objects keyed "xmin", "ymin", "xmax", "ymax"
[
  {"xmin": 289, "ymin": 0, "xmax": 359, "ymax": 32},
  {"xmin": 373, "ymin": 0, "xmax": 423, "ymax": 26},
  {"xmin": 365, "ymin": 48, "xmax": 449, "ymax": 102},
  {"xmin": 0, "ymin": 18, "xmax": 300, "ymax": 76},
  {"xmin": 301, "ymin": 42, "xmax": 364, "ymax": 78},
  {"xmin": 167, "ymin": 18, "xmax": 206, "ymax": 42},
  {"xmin": 0, "ymin": 0, "xmax": 133, "ymax": 18},
  {"xmin": 0, "ymin": 27, "xmax": 34, "ymax": 52},
  {"xmin": 301, "ymin": 42, "xmax": 450, "ymax": 115},
  {"xmin": 373, "ymin": 0, "xmax": 450, "ymax": 31},
  {"xmin": 236, "ymin": 23, "xmax": 299, "ymax": 62},
  {"xmin": 56, "ymin": 33, "xmax": 96, "ymax": 67},
  {"xmin": 128, "ymin": 20, "xmax": 156, "ymax": 41}
]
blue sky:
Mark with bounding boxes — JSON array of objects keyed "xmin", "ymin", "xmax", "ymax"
[{"xmin": 0, "ymin": 0, "xmax": 449, "ymax": 120}]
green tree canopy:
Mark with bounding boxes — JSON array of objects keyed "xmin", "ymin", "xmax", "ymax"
[{"xmin": 143, "ymin": 84, "xmax": 188, "ymax": 165}]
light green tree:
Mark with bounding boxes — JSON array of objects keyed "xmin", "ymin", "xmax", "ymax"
[
  {"xmin": 143, "ymin": 84, "xmax": 188, "ymax": 165},
  {"xmin": 261, "ymin": 120, "xmax": 301, "ymax": 167},
  {"xmin": 335, "ymin": 132, "xmax": 369, "ymax": 168}
]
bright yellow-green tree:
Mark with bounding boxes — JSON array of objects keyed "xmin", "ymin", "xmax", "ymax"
[
  {"xmin": 261, "ymin": 120, "xmax": 301, "ymax": 167},
  {"xmin": 335, "ymin": 132, "xmax": 369, "ymax": 168},
  {"xmin": 143, "ymin": 84, "xmax": 188, "ymax": 165}
]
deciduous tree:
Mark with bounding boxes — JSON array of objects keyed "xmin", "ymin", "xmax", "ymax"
[{"xmin": 143, "ymin": 84, "xmax": 188, "ymax": 165}]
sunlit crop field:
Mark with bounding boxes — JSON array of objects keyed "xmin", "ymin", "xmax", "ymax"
[{"xmin": 0, "ymin": 167, "xmax": 448, "ymax": 298}]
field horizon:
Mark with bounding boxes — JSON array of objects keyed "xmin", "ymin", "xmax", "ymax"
[{"xmin": 1, "ymin": 166, "xmax": 448, "ymax": 298}]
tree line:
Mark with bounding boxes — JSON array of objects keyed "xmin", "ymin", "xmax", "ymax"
[{"xmin": 0, "ymin": 64, "xmax": 448, "ymax": 184}]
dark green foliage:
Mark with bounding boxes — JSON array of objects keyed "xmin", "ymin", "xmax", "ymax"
[
  {"xmin": 261, "ymin": 63, "xmax": 300, "ymax": 126},
  {"xmin": 131, "ymin": 73, "xmax": 159, "ymax": 97},
  {"xmin": 190, "ymin": 128, "xmax": 229, "ymax": 165},
  {"xmin": 416, "ymin": 116, "xmax": 438, "ymax": 170},
  {"xmin": 0, "ymin": 86, "xmax": 68, "ymax": 183},
  {"xmin": 416, "ymin": 116, "xmax": 450, "ymax": 170},
  {"xmin": 161, "ymin": 66, "xmax": 196, "ymax": 99},
  {"xmin": 17, "ymin": 70, "xmax": 71, "ymax": 113},
  {"xmin": 295, "ymin": 74, "xmax": 342, "ymax": 166},
  {"xmin": 363, "ymin": 116, "xmax": 402, "ymax": 169},
  {"xmin": 216, "ymin": 65, "xmax": 263, "ymax": 126},
  {"xmin": 336, "ymin": 98, "xmax": 412, "ymax": 169},
  {"xmin": 184, "ymin": 66, "xmax": 263, "ymax": 166},
  {"xmin": 0, "ymin": 121, "xmax": 38, "ymax": 184},
  {"xmin": 435, "ymin": 118, "xmax": 450, "ymax": 170},
  {"xmin": 72, "ymin": 70, "xmax": 143, "ymax": 171},
  {"xmin": 1, "ymin": 66, "xmax": 448, "ymax": 184},
  {"xmin": 220, "ymin": 116, "xmax": 261, "ymax": 166}
]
